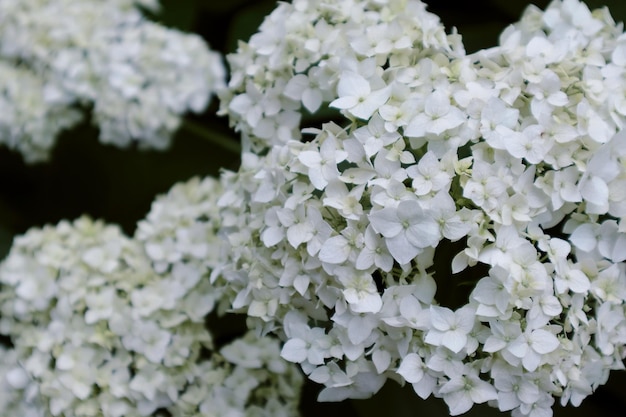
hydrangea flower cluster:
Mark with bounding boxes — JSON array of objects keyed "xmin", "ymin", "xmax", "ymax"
[
  {"xmin": 0, "ymin": 345, "xmax": 44, "ymax": 417},
  {"xmin": 0, "ymin": 331, "xmax": 303, "ymax": 417},
  {"xmin": 216, "ymin": 0, "xmax": 626, "ymax": 415},
  {"xmin": 0, "ymin": 61, "xmax": 83, "ymax": 163},
  {"xmin": 0, "ymin": 217, "xmax": 212, "ymax": 416},
  {"xmin": 135, "ymin": 176, "xmax": 226, "ymax": 316},
  {"xmin": 0, "ymin": 212, "xmax": 303, "ymax": 416},
  {"xmin": 219, "ymin": 0, "xmax": 462, "ymax": 152},
  {"xmin": 173, "ymin": 331, "xmax": 303, "ymax": 417},
  {"xmin": 3, "ymin": 0, "xmax": 626, "ymax": 416},
  {"xmin": 0, "ymin": 0, "xmax": 224, "ymax": 161}
]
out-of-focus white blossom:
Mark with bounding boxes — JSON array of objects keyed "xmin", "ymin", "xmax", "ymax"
[
  {"xmin": 0, "ymin": 176, "xmax": 304, "ymax": 416},
  {"xmin": 0, "ymin": 60, "xmax": 83, "ymax": 163},
  {"xmin": 172, "ymin": 331, "xmax": 303, "ymax": 417},
  {"xmin": 0, "ymin": 0, "xmax": 224, "ymax": 161},
  {"xmin": 0, "ymin": 217, "xmax": 212, "ymax": 416},
  {"xmin": 0, "ymin": 345, "xmax": 44, "ymax": 417},
  {"xmin": 135, "ymin": 176, "xmax": 228, "ymax": 315}
]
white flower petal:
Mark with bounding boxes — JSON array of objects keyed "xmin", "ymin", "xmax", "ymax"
[
  {"xmin": 397, "ymin": 353, "xmax": 424, "ymax": 383},
  {"xmin": 281, "ymin": 339, "xmax": 308, "ymax": 363}
]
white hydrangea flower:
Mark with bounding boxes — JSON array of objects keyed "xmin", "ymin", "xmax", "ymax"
[
  {"xmin": 0, "ymin": 0, "xmax": 224, "ymax": 161},
  {"xmin": 4, "ymin": 0, "xmax": 626, "ymax": 415},
  {"xmin": 0, "ymin": 217, "xmax": 212, "ymax": 416},
  {"xmin": 134, "ymin": 176, "xmax": 227, "ymax": 315},
  {"xmin": 0, "ymin": 174, "xmax": 305, "ymax": 416},
  {"xmin": 0, "ymin": 60, "xmax": 83, "ymax": 163},
  {"xmin": 172, "ymin": 331, "xmax": 303, "ymax": 417},
  {"xmin": 220, "ymin": 0, "xmax": 461, "ymax": 153},
  {"xmin": 215, "ymin": 1, "xmax": 626, "ymax": 416},
  {"xmin": 0, "ymin": 345, "xmax": 44, "ymax": 417}
]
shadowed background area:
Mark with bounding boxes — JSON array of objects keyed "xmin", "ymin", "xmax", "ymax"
[{"xmin": 0, "ymin": 0, "xmax": 625, "ymax": 416}]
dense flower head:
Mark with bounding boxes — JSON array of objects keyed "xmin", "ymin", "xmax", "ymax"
[
  {"xmin": 216, "ymin": 0, "xmax": 626, "ymax": 416},
  {"xmin": 220, "ymin": 0, "xmax": 463, "ymax": 153},
  {"xmin": 0, "ymin": 345, "xmax": 44, "ymax": 417},
  {"xmin": 2, "ymin": 0, "xmax": 626, "ymax": 416},
  {"xmin": 172, "ymin": 331, "xmax": 303, "ymax": 417},
  {"xmin": 0, "ymin": 176, "xmax": 304, "ymax": 416},
  {"xmin": 135, "ymin": 175, "xmax": 305, "ymax": 415},
  {"xmin": 0, "ymin": 0, "xmax": 224, "ymax": 161},
  {"xmin": 0, "ymin": 329, "xmax": 303, "ymax": 417},
  {"xmin": 0, "ymin": 217, "xmax": 213, "ymax": 416},
  {"xmin": 135, "ymin": 176, "xmax": 229, "ymax": 315},
  {"xmin": 0, "ymin": 60, "xmax": 83, "ymax": 163}
]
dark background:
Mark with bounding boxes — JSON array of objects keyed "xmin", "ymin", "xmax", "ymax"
[{"xmin": 0, "ymin": 1, "xmax": 625, "ymax": 415}]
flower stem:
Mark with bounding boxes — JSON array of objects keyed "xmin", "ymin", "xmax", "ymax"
[{"xmin": 181, "ymin": 119, "xmax": 241, "ymax": 155}]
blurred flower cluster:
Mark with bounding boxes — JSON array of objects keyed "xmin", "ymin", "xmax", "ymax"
[
  {"xmin": 0, "ymin": 0, "xmax": 224, "ymax": 162},
  {"xmin": 1, "ymin": 0, "xmax": 626, "ymax": 416},
  {"xmin": 0, "ymin": 178, "xmax": 303, "ymax": 417}
]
